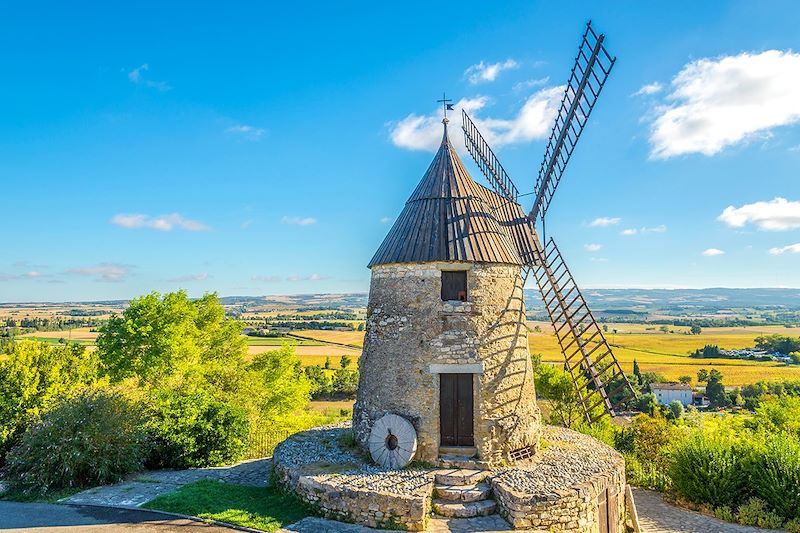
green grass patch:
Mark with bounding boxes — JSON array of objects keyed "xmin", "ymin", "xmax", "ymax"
[
  {"xmin": 242, "ymin": 336, "xmax": 323, "ymax": 346},
  {"xmin": 142, "ymin": 480, "xmax": 309, "ymax": 531}
]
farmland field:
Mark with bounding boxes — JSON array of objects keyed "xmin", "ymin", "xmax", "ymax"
[{"xmin": 288, "ymin": 324, "xmax": 800, "ymax": 386}]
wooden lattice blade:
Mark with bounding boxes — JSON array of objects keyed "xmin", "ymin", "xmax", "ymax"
[{"xmin": 530, "ymin": 236, "xmax": 635, "ymax": 424}]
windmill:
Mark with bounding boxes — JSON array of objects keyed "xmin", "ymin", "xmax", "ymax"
[{"xmin": 461, "ymin": 21, "xmax": 634, "ymax": 425}]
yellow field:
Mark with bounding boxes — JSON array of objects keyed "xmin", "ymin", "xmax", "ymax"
[
  {"xmin": 20, "ymin": 327, "xmax": 99, "ymax": 341},
  {"xmin": 248, "ymin": 344, "xmax": 360, "ymax": 365},
  {"xmin": 291, "ymin": 330, "xmax": 365, "ymax": 347}
]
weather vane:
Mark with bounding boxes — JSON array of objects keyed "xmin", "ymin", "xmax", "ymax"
[{"xmin": 437, "ymin": 92, "xmax": 454, "ymax": 122}]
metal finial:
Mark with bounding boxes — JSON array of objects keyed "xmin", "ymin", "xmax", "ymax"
[{"xmin": 436, "ymin": 92, "xmax": 454, "ymax": 124}]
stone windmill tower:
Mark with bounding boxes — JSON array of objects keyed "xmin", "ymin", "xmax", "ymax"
[
  {"xmin": 355, "ymin": 22, "xmax": 635, "ymax": 468},
  {"xmin": 353, "ymin": 114, "xmax": 542, "ymax": 466}
]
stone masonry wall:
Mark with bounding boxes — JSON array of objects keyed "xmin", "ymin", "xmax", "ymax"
[{"xmin": 353, "ymin": 261, "xmax": 540, "ymax": 464}]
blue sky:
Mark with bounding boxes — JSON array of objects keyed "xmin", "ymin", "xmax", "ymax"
[{"xmin": 2, "ymin": 1, "xmax": 800, "ymax": 302}]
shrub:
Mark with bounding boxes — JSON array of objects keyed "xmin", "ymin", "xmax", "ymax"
[
  {"xmin": 786, "ymin": 517, "xmax": 800, "ymax": 533},
  {"xmin": 623, "ymin": 452, "xmax": 669, "ymax": 491},
  {"xmin": 669, "ymin": 431, "xmax": 752, "ymax": 507},
  {"xmin": 2, "ymin": 388, "xmax": 144, "ymax": 495},
  {"xmin": 145, "ymin": 389, "xmax": 249, "ymax": 469},
  {"xmin": 713, "ymin": 506, "xmax": 735, "ymax": 522},
  {"xmin": 735, "ymin": 498, "xmax": 783, "ymax": 529},
  {"xmin": 748, "ymin": 432, "xmax": 800, "ymax": 520}
]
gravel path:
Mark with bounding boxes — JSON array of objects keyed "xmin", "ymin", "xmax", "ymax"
[
  {"xmin": 633, "ymin": 489, "xmax": 780, "ymax": 533},
  {"xmin": 62, "ymin": 458, "xmax": 271, "ymax": 507}
]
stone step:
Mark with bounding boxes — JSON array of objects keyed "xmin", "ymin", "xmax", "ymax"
[
  {"xmin": 435, "ymin": 482, "xmax": 491, "ymax": 502},
  {"xmin": 438, "ymin": 446, "xmax": 477, "ymax": 457},
  {"xmin": 437, "ymin": 454, "xmax": 490, "ymax": 470},
  {"xmin": 432, "ymin": 498, "xmax": 497, "ymax": 518},
  {"xmin": 434, "ymin": 468, "xmax": 486, "ymax": 486}
]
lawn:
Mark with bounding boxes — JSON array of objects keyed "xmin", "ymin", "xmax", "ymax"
[{"xmin": 143, "ymin": 480, "xmax": 310, "ymax": 532}]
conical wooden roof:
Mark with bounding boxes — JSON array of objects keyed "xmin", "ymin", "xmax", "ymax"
[{"xmin": 369, "ymin": 123, "xmax": 539, "ymax": 267}]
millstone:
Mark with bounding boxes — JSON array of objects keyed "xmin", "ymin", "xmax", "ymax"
[{"xmin": 368, "ymin": 413, "xmax": 417, "ymax": 469}]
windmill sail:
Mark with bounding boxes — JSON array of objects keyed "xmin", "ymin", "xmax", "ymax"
[
  {"xmin": 529, "ymin": 21, "xmax": 616, "ymax": 222},
  {"xmin": 531, "ymin": 237, "xmax": 634, "ymax": 423},
  {"xmin": 462, "ymin": 110, "xmax": 519, "ymax": 203}
]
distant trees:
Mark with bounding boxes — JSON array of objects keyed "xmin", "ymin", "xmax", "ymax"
[
  {"xmin": 690, "ymin": 344, "xmax": 722, "ymax": 359},
  {"xmin": 690, "ymin": 324, "xmax": 702, "ymax": 335},
  {"xmin": 698, "ymin": 368, "xmax": 709, "ymax": 382},
  {"xmin": 706, "ymin": 369, "xmax": 728, "ymax": 408},
  {"xmin": 754, "ymin": 334, "xmax": 800, "ymax": 355},
  {"xmin": 679, "ymin": 375, "xmax": 693, "ymax": 384}
]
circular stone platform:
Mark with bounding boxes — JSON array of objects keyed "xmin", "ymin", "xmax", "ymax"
[{"xmin": 273, "ymin": 424, "xmax": 625, "ymax": 532}]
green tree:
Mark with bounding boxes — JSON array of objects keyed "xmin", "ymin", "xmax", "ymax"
[
  {"xmin": 357, "ymin": 322, "xmax": 365, "ymax": 331},
  {"xmin": 535, "ymin": 364, "xmax": 586, "ymax": 428},
  {"xmin": 706, "ymin": 369, "xmax": 729, "ymax": 408},
  {"xmin": 633, "ymin": 359, "xmax": 642, "ymax": 382},
  {"xmin": 668, "ymin": 400, "xmax": 685, "ymax": 420},
  {"xmin": 340, "ymin": 355, "xmax": 352, "ymax": 370},
  {"xmin": 97, "ymin": 291, "xmax": 245, "ymax": 385},
  {"xmin": 679, "ymin": 375, "xmax": 693, "ymax": 385},
  {"xmin": 660, "ymin": 325, "xmax": 670, "ymax": 333},
  {"xmin": 697, "ymin": 368, "xmax": 709, "ymax": 382},
  {"xmin": 324, "ymin": 356, "xmax": 331, "ymax": 370},
  {"xmin": 636, "ymin": 393, "xmax": 658, "ymax": 415},
  {"xmin": 0, "ymin": 341, "xmax": 99, "ymax": 458},
  {"xmin": 690, "ymin": 324, "xmax": 702, "ymax": 335}
]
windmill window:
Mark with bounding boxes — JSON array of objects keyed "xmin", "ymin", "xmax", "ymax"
[{"xmin": 441, "ymin": 271, "xmax": 467, "ymax": 302}]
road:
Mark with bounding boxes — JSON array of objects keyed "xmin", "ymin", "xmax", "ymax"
[{"xmin": 0, "ymin": 501, "xmax": 238, "ymax": 532}]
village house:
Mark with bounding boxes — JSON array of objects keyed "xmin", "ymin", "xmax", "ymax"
[{"xmin": 650, "ymin": 382, "xmax": 693, "ymax": 406}]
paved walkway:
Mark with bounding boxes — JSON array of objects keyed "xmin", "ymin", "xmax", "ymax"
[
  {"xmin": 633, "ymin": 489, "xmax": 779, "ymax": 533},
  {"xmin": 63, "ymin": 458, "xmax": 271, "ymax": 507},
  {"xmin": 281, "ymin": 516, "xmax": 513, "ymax": 532},
  {"xmin": 0, "ymin": 501, "xmax": 237, "ymax": 532}
]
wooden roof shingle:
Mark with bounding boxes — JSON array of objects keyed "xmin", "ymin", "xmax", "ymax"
[{"xmin": 369, "ymin": 124, "xmax": 541, "ymax": 268}]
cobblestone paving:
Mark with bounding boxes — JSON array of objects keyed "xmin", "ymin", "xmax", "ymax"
[
  {"xmin": 63, "ymin": 458, "xmax": 271, "ymax": 507},
  {"xmin": 634, "ymin": 489, "xmax": 777, "ymax": 533},
  {"xmin": 281, "ymin": 516, "xmax": 513, "ymax": 532}
]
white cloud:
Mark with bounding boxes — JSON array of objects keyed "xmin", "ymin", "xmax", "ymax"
[
  {"xmin": 127, "ymin": 63, "xmax": 171, "ymax": 91},
  {"xmin": 390, "ymin": 87, "xmax": 563, "ymax": 152},
  {"xmin": 589, "ymin": 217, "xmax": 621, "ymax": 227},
  {"xmin": 380, "ymin": 216, "xmax": 391, "ymax": 224},
  {"xmin": 281, "ymin": 216, "xmax": 317, "ymax": 226},
  {"xmin": 648, "ymin": 50, "xmax": 800, "ymax": 158},
  {"xmin": 769, "ymin": 243, "xmax": 800, "ymax": 255},
  {"xmin": 702, "ymin": 248, "xmax": 725, "ymax": 256},
  {"xmin": 512, "ymin": 77, "xmax": 550, "ymax": 92},
  {"xmin": 718, "ymin": 197, "xmax": 800, "ymax": 231},
  {"xmin": 621, "ymin": 225, "xmax": 666, "ymax": 236},
  {"xmin": 464, "ymin": 59, "xmax": 518, "ymax": 84},
  {"xmin": 633, "ymin": 82, "xmax": 663, "ymax": 96},
  {"xmin": 67, "ymin": 263, "xmax": 130, "ymax": 282},
  {"xmin": 111, "ymin": 213, "xmax": 210, "ymax": 232},
  {"xmin": 584, "ymin": 243, "xmax": 603, "ymax": 252},
  {"xmin": 286, "ymin": 273, "xmax": 329, "ymax": 282},
  {"xmin": 226, "ymin": 124, "xmax": 265, "ymax": 141},
  {"xmin": 252, "ymin": 275, "xmax": 281, "ymax": 282},
  {"xmin": 167, "ymin": 273, "xmax": 209, "ymax": 282},
  {"xmin": 0, "ymin": 271, "xmax": 51, "ymax": 282}
]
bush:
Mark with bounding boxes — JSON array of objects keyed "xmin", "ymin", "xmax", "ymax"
[
  {"xmin": 786, "ymin": 517, "xmax": 800, "ymax": 533},
  {"xmin": 146, "ymin": 389, "xmax": 249, "ymax": 469},
  {"xmin": 735, "ymin": 498, "xmax": 783, "ymax": 529},
  {"xmin": 669, "ymin": 431, "xmax": 753, "ymax": 508},
  {"xmin": 713, "ymin": 506, "xmax": 735, "ymax": 522},
  {"xmin": 2, "ymin": 388, "xmax": 145, "ymax": 495},
  {"xmin": 748, "ymin": 432, "xmax": 800, "ymax": 520},
  {"xmin": 623, "ymin": 452, "xmax": 669, "ymax": 491}
]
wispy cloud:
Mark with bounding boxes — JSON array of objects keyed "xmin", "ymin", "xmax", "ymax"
[
  {"xmin": 281, "ymin": 216, "xmax": 317, "ymax": 226},
  {"xmin": 111, "ymin": 213, "xmax": 210, "ymax": 232},
  {"xmin": 127, "ymin": 63, "xmax": 171, "ymax": 91},
  {"xmin": 647, "ymin": 50, "xmax": 800, "ymax": 158},
  {"xmin": 769, "ymin": 243, "xmax": 800, "ymax": 255},
  {"xmin": 632, "ymin": 82, "xmax": 663, "ymax": 96},
  {"xmin": 464, "ymin": 59, "xmax": 518, "ymax": 84},
  {"xmin": 718, "ymin": 197, "xmax": 800, "ymax": 231},
  {"xmin": 512, "ymin": 77, "xmax": 550, "ymax": 92},
  {"xmin": 702, "ymin": 248, "xmax": 725, "ymax": 256},
  {"xmin": 66, "ymin": 263, "xmax": 130, "ymax": 282},
  {"xmin": 380, "ymin": 216, "xmax": 391, "ymax": 224},
  {"xmin": 167, "ymin": 273, "xmax": 209, "ymax": 282},
  {"xmin": 621, "ymin": 225, "xmax": 667, "ymax": 236},
  {"xmin": 0, "ymin": 271, "xmax": 51, "ymax": 282},
  {"xmin": 584, "ymin": 243, "xmax": 603, "ymax": 252},
  {"xmin": 589, "ymin": 217, "xmax": 621, "ymax": 227},
  {"xmin": 390, "ymin": 87, "xmax": 563, "ymax": 152},
  {"xmin": 286, "ymin": 273, "xmax": 329, "ymax": 282},
  {"xmin": 252, "ymin": 275, "xmax": 282, "ymax": 282},
  {"xmin": 225, "ymin": 124, "xmax": 265, "ymax": 141}
]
